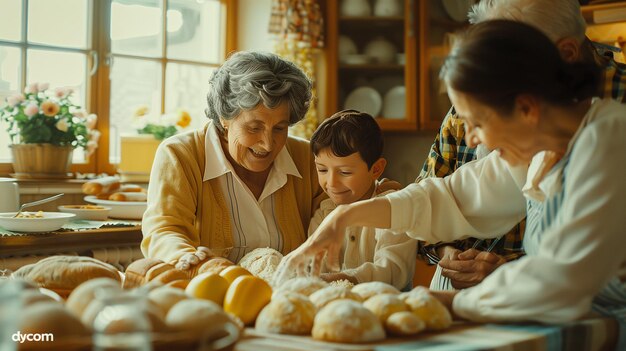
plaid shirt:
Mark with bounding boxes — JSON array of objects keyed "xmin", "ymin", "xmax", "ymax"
[{"xmin": 417, "ymin": 39, "xmax": 626, "ymax": 263}]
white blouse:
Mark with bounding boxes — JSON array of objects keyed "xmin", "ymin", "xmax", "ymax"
[
  {"xmin": 203, "ymin": 121, "xmax": 302, "ymax": 263},
  {"xmin": 385, "ymin": 98, "xmax": 626, "ymax": 323}
]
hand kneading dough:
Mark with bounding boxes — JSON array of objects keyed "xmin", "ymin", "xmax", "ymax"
[
  {"xmin": 238, "ymin": 247, "xmax": 283, "ymax": 283},
  {"xmin": 399, "ymin": 287, "xmax": 452, "ymax": 330},
  {"xmin": 385, "ymin": 311, "xmax": 426, "ymax": 336},
  {"xmin": 312, "ymin": 299, "xmax": 385, "ymax": 343},
  {"xmin": 255, "ymin": 292, "xmax": 316, "ymax": 335},
  {"xmin": 309, "ymin": 286, "xmax": 363, "ymax": 309},
  {"xmin": 363, "ymin": 294, "xmax": 408, "ymax": 323},
  {"xmin": 275, "ymin": 276, "xmax": 328, "ymax": 297},
  {"xmin": 351, "ymin": 281, "xmax": 400, "ymax": 301}
]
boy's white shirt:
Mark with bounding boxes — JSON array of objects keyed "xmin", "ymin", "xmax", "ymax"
[{"xmin": 308, "ymin": 184, "xmax": 417, "ymax": 290}]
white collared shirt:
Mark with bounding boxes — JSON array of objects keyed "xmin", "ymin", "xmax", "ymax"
[{"xmin": 202, "ymin": 121, "xmax": 302, "ymax": 263}]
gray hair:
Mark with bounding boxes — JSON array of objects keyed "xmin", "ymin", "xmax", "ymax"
[
  {"xmin": 468, "ymin": 0, "xmax": 586, "ymax": 44},
  {"xmin": 205, "ymin": 51, "xmax": 312, "ymax": 132}
]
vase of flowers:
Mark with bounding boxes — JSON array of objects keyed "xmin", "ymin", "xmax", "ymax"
[{"xmin": 0, "ymin": 83, "xmax": 99, "ymax": 178}]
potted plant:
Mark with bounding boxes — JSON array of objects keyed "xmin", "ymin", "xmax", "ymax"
[
  {"xmin": 0, "ymin": 83, "xmax": 99, "ymax": 178},
  {"xmin": 118, "ymin": 106, "xmax": 191, "ymax": 182}
]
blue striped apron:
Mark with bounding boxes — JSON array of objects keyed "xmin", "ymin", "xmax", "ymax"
[{"xmin": 524, "ymin": 157, "xmax": 626, "ymax": 351}]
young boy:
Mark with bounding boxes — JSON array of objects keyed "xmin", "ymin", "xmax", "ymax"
[{"xmin": 309, "ymin": 109, "xmax": 416, "ymax": 290}]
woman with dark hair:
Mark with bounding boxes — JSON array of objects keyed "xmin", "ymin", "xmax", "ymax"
[
  {"xmin": 277, "ymin": 20, "xmax": 626, "ymax": 347},
  {"xmin": 142, "ymin": 51, "xmax": 326, "ymax": 271}
]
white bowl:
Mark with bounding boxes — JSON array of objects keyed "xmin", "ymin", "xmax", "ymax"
[
  {"xmin": 364, "ymin": 37, "xmax": 397, "ymax": 64},
  {"xmin": 344, "ymin": 86, "xmax": 383, "ymax": 117},
  {"xmin": 84, "ymin": 196, "xmax": 147, "ymax": 220},
  {"xmin": 382, "ymin": 85, "xmax": 406, "ymax": 119},
  {"xmin": 58, "ymin": 205, "xmax": 112, "ymax": 221},
  {"xmin": 0, "ymin": 212, "xmax": 76, "ymax": 232}
]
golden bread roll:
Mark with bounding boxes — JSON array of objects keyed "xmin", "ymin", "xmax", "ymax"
[
  {"xmin": 351, "ymin": 281, "xmax": 400, "ymax": 301},
  {"xmin": 148, "ymin": 286, "xmax": 189, "ymax": 316},
  {"xmin": 385, "ymin": 311, "xmax": 426, "ymax": 336},
  {"xmin": 123, "ymin": 258, "xmax": 163, "ymax": 289},
  {"xmin": 196, "ymin": 257, "xmax": 235, "ymax": 276},
  {"xmin": 363, "ymin": 293, "xmax": 408, "ymax": 323},
  {"xmin": 108, "ymin": 191, "xmax": 147, "ymax": 202},
  {"xmin": 96, "ymin": 191, "xmax": 113, "ymax": 200},
  {"xmin": 399, "ymin": 287, "xmax": 452, "ymax": 330},
  {"xmin": 238, "ymin": 247, "xmax": 283, "ymax": 283},
  {"xmin": 165, "ymin": 279, "xmax": 190, "ymax": 290},
  {"xmin": 309, "ymin": 286, "xmax": 363, "ymax": 309},
  {"xmin": 82, "ymin": 176, "xmax": 121, "ymax": 195},
  {"xmin": 275, "ymin": 276, "xmax": 328, "ymax": 297},
  {"xmin": 255, "ymin": 292, "xmax": 316, "ymax": 335},
  {"xmin": 166, "ymin": 299, "xmax": 232, "ymax": 336},
  {"xmin": 312, "ymin": 299, "xmax": 385, "ymax": 343},
  {"xmin": 12, "ymin": 255, "xmax": 121, "ymax": 298},
  {"xmin": 66, "ymin": 278, "xmax": 122, "ymax": 318},
  {"xmin": 19, "ymin": 302, "xmax": 90, "ymax": 340}
]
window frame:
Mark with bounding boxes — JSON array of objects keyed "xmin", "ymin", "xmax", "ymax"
[{"xmin": 0, "ymin": 0, "xmax": 237, "ymax": 176}]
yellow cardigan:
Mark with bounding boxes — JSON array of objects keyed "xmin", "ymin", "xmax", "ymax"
[{"xmin": 141, "ymin": 123, "xmax": 326, "ymax": 265}]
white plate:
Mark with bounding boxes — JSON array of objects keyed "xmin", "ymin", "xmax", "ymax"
[
  {"xmin": 442, "ymin": 0, "xmax": 474, "ymax": 23},
  {"xmin": 382, "ymin": 85, "xmax": 406, "ymax": 119},
  {"xmin": 0, "ymin": 212, "xmax": 76, "ymax": 232},
  {"xmin": 58, "ymin": 205, "xmax": 112, "ymax": 221},
  {"xmin": 84, "ymin": 196, "xmax": 147, "ymax": 220},
  {"xmin": 344, "ymin": 86, "xmax": 382, "ymax": 117}
]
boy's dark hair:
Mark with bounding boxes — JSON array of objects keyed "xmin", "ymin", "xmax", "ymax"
[{"xmin": 310, "ymin": 109, "xmax": 383, "ymax": 169}]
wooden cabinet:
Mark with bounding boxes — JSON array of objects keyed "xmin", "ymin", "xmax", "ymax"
[
  {"xmin": 324, "ymin": 0, "xmax": 468, "ymax": 131},
  {"xmin": 325, "ymin": 0, "xmax": 418, "ymax": 131}
]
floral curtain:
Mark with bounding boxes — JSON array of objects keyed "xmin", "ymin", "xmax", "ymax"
[{"xmin": 269, "ymin": 0, "xmax": 324, "ymax": 139}]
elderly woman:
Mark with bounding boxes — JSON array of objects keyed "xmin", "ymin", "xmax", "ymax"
[
  {"xmin": 142, "ymin": 51, "xmax": 325, "ymax": 271},
  {"xmin": 277, "ymin": 20, "xmax": 626, "ymax": 348}
]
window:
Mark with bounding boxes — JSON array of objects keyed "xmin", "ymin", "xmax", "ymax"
[{"xmin": 0, "ymin": 0, "xmax": 235, "ymax": 175}]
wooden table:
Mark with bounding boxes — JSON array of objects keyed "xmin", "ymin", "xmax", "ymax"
[
  {"xmin": 0, "ymin": 221, "xmax": 143, "ymax": 270},
  {"xmin": 236, "ymin": 317, "xmax": 618, "ymax": 351}
]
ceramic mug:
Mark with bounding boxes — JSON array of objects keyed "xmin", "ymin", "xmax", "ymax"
[{"xmin": 0, "ymin": 178, "xmax": 20, "ymax": 212}]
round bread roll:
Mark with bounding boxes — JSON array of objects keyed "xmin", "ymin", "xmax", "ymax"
[
  {"xmin": 351, "ymin": 281, "xmax": 400, "ymax": 301},
  {"xmin": 399, "ymin": 287, "xmax": 452, "ymax": 330},
  {"xmin": 20, "ymin": 289, "xmax": 58, "ymax": 306},
  {"xmin": 148, "ymin": 286, "xmax": 189, "ymax": 316},
  {"xmin": 124, "ymin": 258, "xmax": 163, "ymax": 288},
  {"xmin": 81, "ymin": 176, "xmax": 120, "ymax": 195},
  {"xmin": 385, "ymin": 311, "xmax": 426, "ymax": 336},
  {"xmin": 363, "ymin": 294, "xmax": 408, "ymax": 323},
  {"xmin": 166, "ymin": 299, "xmax": 232, "ymax": 337},
  {"xmin": 309, "ymin": 286, "xmax": 363, "ymax": 309},
  {"xmin": 197, "ymin": 257, "xmax": 235, "ymax": 276},
  {"xmin": 12, "ymin": 255, "xmax": 121, "ymax": 298},
  {"xmin": 66, "ymin": 278, "xmax": 122, "ymax": 318},
  {"xmin": 275, "ymin": 276, "xmax": 328, "ymax": 297},
  {"xmin": 39, "ymin": 287, "xmax": 64, "ymax": 302},
  {"xmin": 255, "ymin": 292, "xmax": 316, "ymax": 335},
  {"xmin": 82, "ymin": 294, "xmax": 167, "ymax": 333},
  {"xmin": 238, "ymin": 247, "xmax": 283, "ymax": 283},
  {"xmin": 19, "ymin": 302, "xmax": 90, "ymax": 338},
  {"xmin": 312, "ymin": 299, "xmax": 385, "ymax": 343}
]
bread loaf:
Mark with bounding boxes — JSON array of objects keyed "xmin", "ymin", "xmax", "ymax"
[
  {"xmin": 12, "ymin": 255, "xmax": 121, "ymax": 298},
  {"xmin": 66, "ymin": 278, "xmax": 122, "ymax": 318},
  {"xmin": 124, "ymin": 258, "xmax": 163, "ymax": 289},
  {"xmin": 312, "ymin": 299, "xmax": 385, "ymax": 343},
  {"xmin": 351, "ymin": 281, "xmax": 400, "ymax": 301},
  {"xmin": 399, "ymin": 287, "xmax": 452, "ymax": 330},
  {"xmin": 109, "ymin": 191, "xmax": 147, "ymax": 202},
  {"xmin": 238, "ymin": 247, "xmax": 283, "ymax": 283},
  {"xmin": 255, "ymin": 292, "xmax": 316, "ymax": 335},
  {"xmin": 196, "ymin": 257, "xmax": 235, "ymax": 276},
  {"xmin": 385, "ymin": 311, "xmax": 426, "ymax": 336},
  {"xmin": 309, "ymin": 286, "xmax": 363, "ymax": 309},
  {"xmin": 274, "ymin": 276, "xmax": 328, "ymax": 297},
  {"xmin": 362, "ymin": 294, "xmax": 408, "ymax": 323},
  {"xmin": 82, "ymin": 176, "xmax": 121, "ymax": 195}
]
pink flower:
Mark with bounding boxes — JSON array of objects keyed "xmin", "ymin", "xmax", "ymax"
[
  {"xmin": 86, "ymin": 114, "xmax": 97, "ymax": 129},
  {"xmin": 24, "ymin": 83, "xmax": 39, "ymax": 94},
  {"xmin": 37, "ymin": 83, "xmax": 49, "ymax": 91},
  {"xmin": 55, "ymin": 119, "xmax": 69, "ymax": 132},
  {"xmin": 24, "ymin": 103, "xmax": 39, "ymax": 117},
  {"xmin": 41, "ymin": 100, "xmax": 60, "ymax": 117},
  {"xmin": 6, "ymin": 94, "xmax": 24, "ymax": 107},
  {"xmin": 54, "ymin": 87, "xmax": 72, "ymax": 98},
  {"xmin": 89, "ymin": 129, "xmax": 101, "ymax": 143}
]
